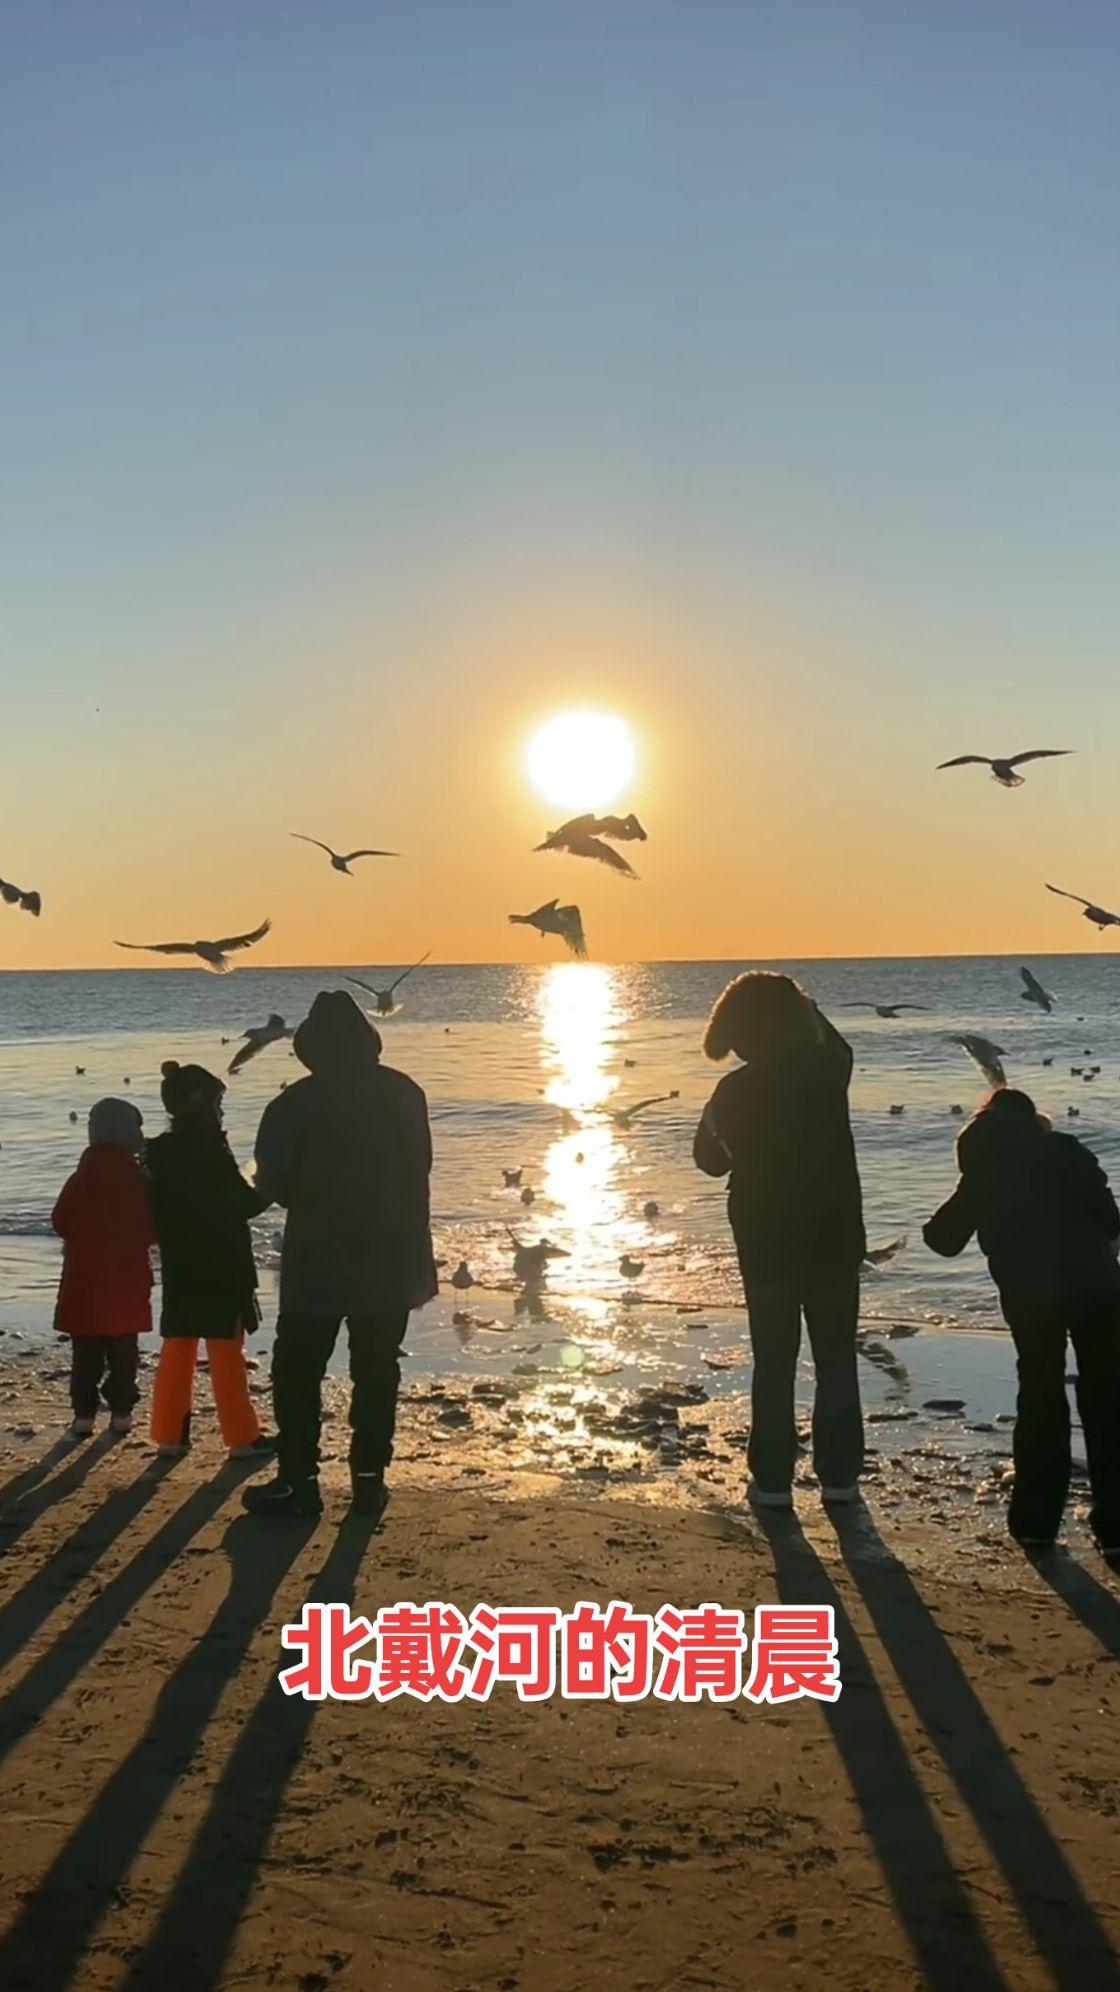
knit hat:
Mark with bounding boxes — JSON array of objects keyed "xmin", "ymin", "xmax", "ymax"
[
  {"xmin": 160, "ymin": 1060, "xmax": 226, "ymax": 1117},
  {"xmin": 88, "ymin": 1097, "xmax": 144, "ymax": 1150},
  {"xmin": 293, "ymin": 990, "xmax": 382, "ymax": 1075}
]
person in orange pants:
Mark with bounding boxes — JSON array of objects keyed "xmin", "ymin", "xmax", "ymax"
[{"xmin": 145, "ymin": 1060, "xmax": 275, "ymax": 1463}]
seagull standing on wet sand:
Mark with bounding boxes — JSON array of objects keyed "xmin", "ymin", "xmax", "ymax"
[
  {"xmin": 228, "ymin": 1014, "xmax": 293, "ymax": 1074},
  {"xmin": 508, "ymin": 901, "xmax": 587, "ymax": 959},
  {"xmin": 115, "ymin": 919, "xmax": 271, "ymax": 975},
  {"xmin": 344, "ymin": 952, "xmax": 432, "ymax": 1017},
  {"xmin": 936, "ymin": 751, "xmax": 1071, "ymax": 788},
  {"xmin": 1045, "ymin": 884, "xmax": 1120, "ymax": 930},
  {"xmin": 291, "ymin": 834, "xmax": 398, "ymax": 875}
]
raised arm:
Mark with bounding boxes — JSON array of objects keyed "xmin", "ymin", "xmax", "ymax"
[{"xmin": 922, "ymin": 1180, "xmax": 977, "ymax": 1258}]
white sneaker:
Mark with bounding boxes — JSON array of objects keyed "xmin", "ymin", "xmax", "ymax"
[
  {"xmin": 68, "ymin": 1416, "xmax": 95, "ymax": 1440},
  {"xmin": 748, "ymin": 1482, "xmax": 793, "ymax": 1510},
  {"xmin": 109, "ymin": 1414, "xmax": 132, "ymax": 1435},
  {"xmin": 156, "ymin": 1441, "xmax": 190, "ymax": 1457},
  {"xmin": 821, "ymin": 1484, "xmax": 861, "ymax": 1504}
]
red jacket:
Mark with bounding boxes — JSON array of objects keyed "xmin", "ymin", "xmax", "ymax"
[{"xmin": 53, "ymin": 1146, "xmax": 157, "ymax": 1338}]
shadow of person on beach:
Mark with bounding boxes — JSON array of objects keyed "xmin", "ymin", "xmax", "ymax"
[
  {"xmin": 1021, "ymin": 1544, "xmax": 1120, "ymax": 1657},
  {"xmin": 0, "ymin": 1432, "xmax": 121, "ymax": 1554},
  {"xmin": 0, "ymin": 1435, "xmax": 80, "ymax": 1511},
  {"xmin": 0, "ymin": 1506, "xmax": 322, "ymax": 1991},
  {"xmin": 117, "ymin": 1512, "xmax": 382, "ymax": 1992},
  {"xmin": 752, "ymin": 1505, "xmax": 1006, "ymax": 1991},
  {"xmin": 826, "ymin": 1502, "xmax": 1120, "ymax": 1984},
  {"xmin": 0, "ymin": 1454, "xmax": 179, "ymax": 1674}
]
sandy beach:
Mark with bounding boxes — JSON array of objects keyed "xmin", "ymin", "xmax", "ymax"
[{"xmin": 0, "ymin": 1349, "xmax": 1117, "ymax": 1991}]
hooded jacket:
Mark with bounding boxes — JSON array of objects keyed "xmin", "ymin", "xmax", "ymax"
[
  {"xmin": 53, "ymin": 1145, "xmax": 156, "ymax": 1338},
  {"xmin": 254, "ymin": 990, "xmax": 437, "ymax": 1319},
  {"xmin": 145, "ymin": 1123, "xmax": 268, "ymax": 1338}
]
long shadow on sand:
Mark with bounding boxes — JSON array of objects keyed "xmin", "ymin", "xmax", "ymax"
[
  {"xmin": 118, "ymin": 1514, "xmax": 381, "ymax": 1992},
  {"xmin": 0, "ymin": 1455, "xmax": 178, "ymax": 1672},
  {"xmin": 0, "ymin": 1509, "xmax": 319, "ymax": 1991},
  {"xmin": 828, "ymin": 1504, "xmax": 1119, "ymax": 1984},
  {"xmin": 0, "ymin": 1434, "xmax": 119, "ymax": 1552},
  {"xmin": 753, "ymin": 1507, "xmax": 1006, "ymax": 1991},
  {"xmin": 1025, "ymin": 1546, "xmax": 1120, "ymax": 1657}
]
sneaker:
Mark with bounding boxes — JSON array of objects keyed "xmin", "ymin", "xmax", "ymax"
[
  {"xmin": 109, "ymin": 1414, "xmax": 133, "ymax": 1436},
  {"xmin": 1012, "ymin": 1532, "xmax": 1057, "ymax": 1550},
  {"xmin": 241, "ymin": 1475, "xmax": 323, "ymax": 1518},
  {"xmin": 748, "ymin": 1481, "xmax": 793, "ymax": 1510},
  {"xmin": 228, "ymin": 1433, "xmax": 277, "ymax": 1461},
  {"xmin": 821, "ymin": 1484, "xmax": 861, "ymax": 1505},
  {"xmin": 350, "ymin": 1472, "xmax": 390, "ymax": 1524},
  {"xmin": 68, "ymin": 1416, "xmax": 96, "ymax": 1440},
  {"xmin": 155, "ymin": 1441, "xmax": 190, "ymax": 1457}
]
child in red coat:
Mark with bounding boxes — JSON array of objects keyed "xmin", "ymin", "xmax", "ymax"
[{"xmin": 53, "ymin": 1097, "xmax": 156, "ymax": 1439}]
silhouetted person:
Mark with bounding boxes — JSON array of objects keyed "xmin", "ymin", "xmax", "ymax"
[
  {"xmin": 924, "ymin": 1088, "xmax": 1120, "ymax": 1562},
  {"xmin": 146, "ymin": 1062, "xmax": 275, "ymax": 1460},
  {"xmin": 694, "ymin": 972, "xmax": 866, "ymax": 1509},
  {"xmin": 52, "ymin": 1098, "xmax": 155, "ymax": 1438},
  {"xmin": 245, "ymin": 991, "xmax": 437, "ymax": 1520}
]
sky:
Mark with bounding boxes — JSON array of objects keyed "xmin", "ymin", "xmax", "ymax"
[{"xmin": 3, "ymin": 1, "xmax": 1119, "ymax": 968}]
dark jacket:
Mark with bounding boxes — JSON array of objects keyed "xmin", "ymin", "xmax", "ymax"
[
  {"xmin": 146, "ymin": 1124, "xmax": 269, "ymax": 1338},
  {"xmin": 53, "ymin": 1146, "xmax": 157, "ymax": 1339},
  {"xmin": 924, "ymin": 1127, "xmax": 1120, "ymax": 1318},
  {"xmin": 693, "ymin": 1016, "xmax": 866, "ymax": 1283},
  {"xmin": 255, "ymin": 1061, "xmax": 437, "ymax": 1319}
]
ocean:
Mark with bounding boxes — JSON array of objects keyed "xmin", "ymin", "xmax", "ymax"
[{"xmin": 2, "ymin": 955, "xmax": 1117, "ymax": 1401}]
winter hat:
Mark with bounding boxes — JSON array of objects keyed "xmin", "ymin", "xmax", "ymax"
[
  {"xmin": 88, "ymin": 1097, "xmax": 144, "ymax": 1150},
  {"xmin": 160, "ymin": 1059, "xmax": 226, "ymax": 1117},
  {"xmin": 293, "ymin": 990, "xmax": 382, "ymax": 1075}
]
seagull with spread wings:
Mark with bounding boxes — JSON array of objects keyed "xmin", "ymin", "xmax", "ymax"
[
  {"xmin": 344, "ymin": 951, "xmax": 432, "ymax": 1016},
  {"xmin": 1019, "ymin": 966, "xmax": 1056, "ymax": 1014},
  {"xmin": 1045, "ymin": 884, "xmax": 1120, "ymax": 930},
  {"xmin": 228, "ymin": 1013, "xmax": 293, "ymax": 1073},
  {"xmin": 842, "ymin": 1002, "xmax": 927, "ymax": 1019},
  {"xmin": 291, "ymin": 834, "xmax": 398, "ymax": 875},
  {"xmin": 0, "ymin": 876, "xmax": 41, "ymax": 917},
  {"xmin": 115, "ymin": 918, "xmax": 271, "ymax": 974},
  {"xmin": 535, "ymin": 812, "xmax": 646, "ymax": 877},
  {"xmin": 608, "ymin": 1090, "xmax": 680, "ymax": 1129},
  {"xmin": 947, "ymin": 1033, "xmax": 1008, "ymax": 1089},
  {"xmin": 508, "ymin": 900, "xmax": 588, "ymax": 958},
  {"xmin": 936, "ymin": 750, "xmax": 1070, "ymax": 788}
]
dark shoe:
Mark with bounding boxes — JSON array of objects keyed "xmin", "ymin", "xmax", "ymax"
[
  {"xmin": 242, "ymin": 1475, "xmax": 322, "ymax": 1518},
  {"xmin": 350, "ymin": 1471, "xmax": 390, "ymax": 1524},
  {"xmin": 228, "ymin": 1432, "xmax": 277, "ymax": 1461}
]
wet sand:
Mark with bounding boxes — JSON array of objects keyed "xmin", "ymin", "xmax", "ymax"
[{"xmin": 0, "ymin": 1350, "xmax": 1118, "ymax": 1990}]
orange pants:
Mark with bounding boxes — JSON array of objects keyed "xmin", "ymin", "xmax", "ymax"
[{"xmin": 150, "ymin": 1335, "xmax": 261, "ymax": 1450}]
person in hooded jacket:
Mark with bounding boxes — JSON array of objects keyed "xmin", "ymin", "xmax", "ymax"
[
  {"xmin": 924, "ymin": 1087, "xmax": 1120, "ymax": 1561},
  {"xmin": 244, "ymin": 990, "xmax": 437, "ymax": 1519},
  {"xmin": 693, "ymin": 971, "xmax": 866, "ymax": 1510},
  {"xmin": 145, "ymin": 1060, "xmax": 275, "ymax": 1461},
  {"xmin": 53, "ymin": 1097, "xmax": 156, "ymax": 1438}
]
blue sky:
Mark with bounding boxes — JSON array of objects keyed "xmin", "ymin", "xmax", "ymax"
[{"xmin": 3, "ymin": 2, "xmax": 1118, "ymax": 963}]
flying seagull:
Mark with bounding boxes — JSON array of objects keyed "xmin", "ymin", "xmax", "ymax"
[
  {"xmin": 864, "ymin": 1236, "xmax": 908, "ymax": 1267},
  {"xmin": 0, "ymin": 877, "xmax": 41, "ymax": 917},
  {"xmin": 344, "ymin": 951, "xmax": 432, "ymax": 1017},
  {"xmin": 842, "ymin": 1002, "xmax": 927, "ymax": 1019},
  {"xmin": 508, "ymin": 1232, "xmax": 569, "ymax": 1283},
  {"xmin": 1045, "ymin": 884, "xmax": 1120, "ymax": 930},
  {"xmin": 508, "ymin": 900, "xmax": 587, "ymax": 958},
  {"xmin": 947, "ymin": 1033, "xmax": 1007, "ymax": 1089},
  {"xmin": 936, "ymin": 751, "xmax": 1070, "ymax": 788},
  {"xmin": 114, "ymin": 918, "xmax": 271, "ymax": 975},
  {"xmin": 1019, "ymin": 966, "xmax": 1056, "ymax": 1014},
  {"xmin": 609, "ymin": 1091, "xmax": 680, "ymax": 1129},
  {"xmin": 535, "ymin": 812, "xmax": 646, "ymax": 878},
  {"xmin": 291, "ymin": 834, "xmax": 398, "ymax": 875},
  {"xmin": 228, "ymin": 1013, "xmax": 293, "ymax": 1074}
]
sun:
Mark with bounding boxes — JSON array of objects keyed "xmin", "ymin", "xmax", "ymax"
[{"xmin": 526, "ymin": 710, "xmax": 636, "ymax": 813}]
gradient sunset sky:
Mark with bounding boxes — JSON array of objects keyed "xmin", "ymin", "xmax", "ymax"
[{"xmin": 4, "ymin": 3, "xmax": 1119, "ymax": 969}]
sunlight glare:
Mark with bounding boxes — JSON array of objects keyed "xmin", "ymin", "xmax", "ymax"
[{"xmin": 526, "ymin": 710, "xmax": 636, "ymax": 812}]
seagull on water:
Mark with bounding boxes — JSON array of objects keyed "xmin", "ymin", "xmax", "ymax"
[
  {"xmin": 508, "ymin": 1233, "xmax": 569, "ymax": 1283},
  {"xmin": 936, "ymin": 750, "xmax": 1071, "ymax": 788},
  {"xmin": 502, "ymin": 1168, "xmax": 523, "ymax": 1188},
  {"xmin": 291, "ymin": 834, "xmax": 398, "ymax": 875},
  {"xmin": 344, "ymin": 951, "xmax": 432, "ymax": 1017},
  {"xmin": 508, "ymin": 900, "xmax": 587, "ymax": 959},
  {"xmin": 535, "ymin": 813, "xmax": 647, "ymax": 878},
  {"xmin": 0, "ymin": 876, "xmax": 41, "ymax": 917},
  {"xmin": 114, "ymin": 918, "xmax": 271, "ymax": 975},
  {"xmin": 1019, "ymin": 966, "xmax": 1056, "ymax": 1014},
  {"xmin": 619, "ymin": 1254, "xmax": 645, "ymax": 1279},
  {"xmin": 1045, "ymin": 884, "xmax": 1120, "ymax": 930},
  {"xmin": 948, "ymin": 1033, "xmax": 1007, "ymax": 1089},
  {"xmin": 843, "ymin": 1002, "xmax": 927, "ymax": 1019},
  {"xmin": 228, "ymin": 1014, "xmax": 293, "ymax": 1074}
]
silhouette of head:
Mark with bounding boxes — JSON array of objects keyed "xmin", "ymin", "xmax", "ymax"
[
  {"xmin": 703, "ymin": 971, "xmax": 822, "ymax": 1063},
  {"xmin": 160, "ymin": 1060, "xmax": 225, "ymax": 1125},
  {"xmin": 957, "ymin": 1086, "xmax": 1050, "ymax": 1166},
  {"xmin": 88, "ymin": 1097, "xmax": 144, "ymax": 1151},
  {"xmin": 294, "ymin": 990, "xmax": 383, "ymax": 1075}
]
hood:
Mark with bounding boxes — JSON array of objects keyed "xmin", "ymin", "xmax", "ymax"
[{"xmin": 293, "ymin": 990, "xmax": 382, "ymax": 1077}]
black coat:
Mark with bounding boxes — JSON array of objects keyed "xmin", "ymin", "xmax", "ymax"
[
  {"xmin": 693, "ymin": 1017, "xmax": 866, "ymax": 1284},
  {"xmin": 924, "ymin": 1128, "xmax": 1120, "ymax": 1319},
  {"xmin": 146, "ymin": 1124, "xmax": 269, "ymax": 1339}
]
